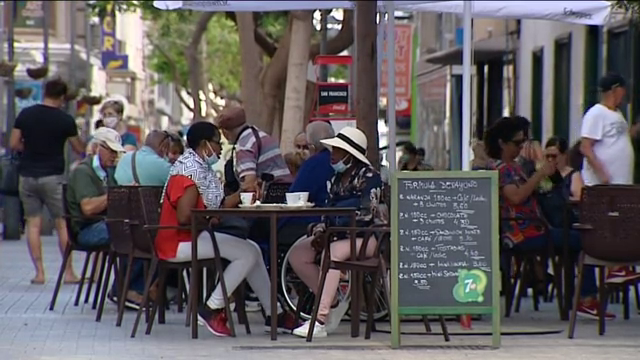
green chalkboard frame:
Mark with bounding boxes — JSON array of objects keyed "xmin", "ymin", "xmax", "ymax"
[{"xmin": 390, "ymin": 171, "xmax": 501, "ymax": 349}]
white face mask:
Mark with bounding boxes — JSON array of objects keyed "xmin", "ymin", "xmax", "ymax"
[{"xmin": 104, "ymin": 116, "xmax": 119, "ymax": 128}]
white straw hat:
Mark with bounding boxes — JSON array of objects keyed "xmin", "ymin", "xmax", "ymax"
[{"xmin": 320, "ymin": 127, "xmax": 370, "ymax": 166}]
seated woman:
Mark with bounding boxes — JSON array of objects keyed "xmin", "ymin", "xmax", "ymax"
[
  {"xmin": 156, "ymin": 122, "xmax": 296, "ymax": 337},
  {"xmin": 485, "ymin": 118, "xmax": 611, "ymax": 319},
  {"xmin": 288, "ymin": 127, "xmax": 383, "ymax": 338},
  {"xmin": 538, "ymin": 137, "xmax": 583, "ymax": 228}
]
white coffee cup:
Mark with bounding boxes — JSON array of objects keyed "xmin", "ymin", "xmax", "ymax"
[
  {"xmin": 286, "ymin": 192, "xmax": 309, "ymax": 205},
  {"xmin": 240, "ymin": 192, "xmax": 255, "ymax": 205}
]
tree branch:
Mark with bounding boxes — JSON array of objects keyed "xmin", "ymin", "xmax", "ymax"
[
  {"xmin": 225, "ymin": 11, "xmax": 278, "ymax": 57},
  {"xmin": 174, "ymin": 85, "xmax": 194, "ymax": 112},
  {"xmin": 309, "ymin": 10, "xmax": 354, "ymax": 59},
  {"xmin": 147, "ymin": 36, "xmax": 192, "ymax": 96}
]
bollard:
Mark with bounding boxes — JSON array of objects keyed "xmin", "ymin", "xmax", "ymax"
[{"xmin": 460, "ymin": 314, "xmax": 472, "ymax": 330}]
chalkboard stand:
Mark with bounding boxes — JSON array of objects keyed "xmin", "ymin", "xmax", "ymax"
[{"xmin": 390, "ymin": 171, "xmax": 501, "ymax": 349}]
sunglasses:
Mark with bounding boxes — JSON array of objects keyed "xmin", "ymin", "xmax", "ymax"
[
  {"xmin": 510, "ymin": 139, "xmax": 526, "ymax": 147},
  {"xmin": 296, "ymin": 144, "xmax": 309, "ymax": 151}
]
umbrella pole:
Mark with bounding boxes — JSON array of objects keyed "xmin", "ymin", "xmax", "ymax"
[
  {"xmin": 461, "ymin": 1, "xmax": 472, "ymax": 171},
  {"xmin": 385, "ymin": 1, "xmax": 396, "ymax": 172}
]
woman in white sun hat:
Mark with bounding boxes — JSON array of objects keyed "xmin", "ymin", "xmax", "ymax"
[{"xmin": 288, "ymin": 126, "xmax": 384, "ymax": 338}]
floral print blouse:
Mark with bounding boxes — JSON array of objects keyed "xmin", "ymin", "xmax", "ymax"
[
  {"xmin": 323, "ymin": 163, "xmax": 384, "ymax": 227},
  {"xmin": 493, "ymin": 160, "xmax": 545, "ymax": 248}
]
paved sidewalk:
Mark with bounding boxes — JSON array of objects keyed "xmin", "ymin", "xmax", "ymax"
[{"xmin": 1, "ymin": 236, "xmax": 639, "ymax": 360}]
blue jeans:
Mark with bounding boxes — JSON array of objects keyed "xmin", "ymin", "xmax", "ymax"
[
  {"xmin": 78, "ymin": 221, "xmax": 110, "ymax": 247},
  {"xmin": 78, "ymin": 221, "xmax": 146, "ymax": 295},
  {"xmin": 516, "ymin": 228, "xmax": 597, "ymax": 298}
]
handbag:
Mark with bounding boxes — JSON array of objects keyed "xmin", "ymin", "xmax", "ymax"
[
  {"xmin": 131, "ymin": 151, "xmax": 141, "ymax": 184},
  {"xmin": 0, "ymin": 153, "xmax": 20, "ymax": 196}
]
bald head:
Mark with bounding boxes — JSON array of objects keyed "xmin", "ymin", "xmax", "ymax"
[
  {"xmin": 145, "ymin": 130, "xmax": 170, "ymax": 156},
  {"xmin": 306, "ymin": 121, "xmax": 335, "ymax": 154}
]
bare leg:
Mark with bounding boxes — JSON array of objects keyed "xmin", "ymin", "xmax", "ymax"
[
  {"xmin": 54, "ymin": 218, "xmax": 79, "ymax": 283},
  {"xmin": 26, "ymin": 216, "xmax": 45, "ymax": 284}
]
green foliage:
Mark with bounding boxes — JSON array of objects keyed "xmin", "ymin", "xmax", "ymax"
[
  {"xmin": 88, "ymin": 1, "xmax": 289, "ymax": 100},
  {"xmin": 257, "ymin": 12, "xmax": 290, "ymax": 40},
  {"xmin": 328, "ymin": 65, "xmax": 348, "ymax": 81},
  {"xmin": 147, "ymin": 12, "xmax": 242, "ymax": 96},
  {"xmin": 615, "ymin": 1, "xmax": 640, "ymax": 16}
]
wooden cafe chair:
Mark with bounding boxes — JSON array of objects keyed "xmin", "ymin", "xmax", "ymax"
[
  {"xmin": 49, "ymin": 185, "xmax": 111, "ymax": 313},
  {"xmin": 569, "ymin": 186, "xmax": 640, "ymax": 338}
]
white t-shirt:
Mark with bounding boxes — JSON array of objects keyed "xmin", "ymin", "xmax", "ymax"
[{"xmin": 580, "ymin": 103, "xmax": 634, "ymax": 185}]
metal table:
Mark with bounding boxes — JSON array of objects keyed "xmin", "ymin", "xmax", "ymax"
[{"xmin": 190, "ymin": 207, "xmax": 356, "ymax": 340}]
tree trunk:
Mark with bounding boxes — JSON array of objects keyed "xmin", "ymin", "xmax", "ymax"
[
  {"xmin": 355, "ymin": 3, "xmax": 379, "ymax": 167},
  {"xmin": 280, "ymin": 11, "xmax": 312, "ymax": 153},
  {"xmin": 261, "ymin": 16, "xmax": 293, "ymax": 134},
  {"xmin": 186, "ymin": 12, "xmax": 214, "ymax": 122},
  {"xmin": 236, "ymin": 12, "xmax": 265, "ymax": 129}
]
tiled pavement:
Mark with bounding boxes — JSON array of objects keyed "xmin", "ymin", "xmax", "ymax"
[{"xmin": 1, "ymin": 236, "xmax": 640, "ymax": 360}]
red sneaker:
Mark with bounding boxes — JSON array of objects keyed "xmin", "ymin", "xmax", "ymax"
[
  {"xmin": 606, "ymin": 267, "xmax": 640, "ymax": 284},
  {"xmin": 576, "ymin": 301, "xmax": 616, "ymax": 320},
  {"xmin": 198, "ymin": 306, "xmax": 232, "ymax": 337},
  {"xmin": 265, "ymin": 311, "xmax": 299, "ymax": 333}
]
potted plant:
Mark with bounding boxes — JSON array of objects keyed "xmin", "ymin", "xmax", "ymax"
[
  {"xmin": 80, "ymin": 94, "xmax": 102, "ymax": 105},
  {"xmin": 65, "ymin": 88, "xmax": 79, "ymax": 102},
  {"xmin": 0, "ymin": 61, "xmax": 17, "ymax": 77},
  {"xmin": 15, "ymin": 87, "xmax": 33, "ymax": 99},
  {"xmin": 26, "ymin": 65, "xmax": 48, "ymax": 80}
]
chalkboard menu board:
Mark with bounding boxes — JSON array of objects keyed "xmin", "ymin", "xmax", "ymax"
[{"xmin": 390, "ymin": 171, "xmax": 500, "ymax": 348}]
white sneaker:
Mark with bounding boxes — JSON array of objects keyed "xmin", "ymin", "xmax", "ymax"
[
  {"xmin": 325, "ymin": 300, "xmax": 350, "ymax": 333},
  {"xmin": 292, "ymin": 320, "xmax": 327, "ymax": 338}
]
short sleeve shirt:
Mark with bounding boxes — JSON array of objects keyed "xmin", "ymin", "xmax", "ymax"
[
  {"xmin": 155, "ymin": 175, "xmax": 205, "ymax": 260},
  {"xmin": 66, "ymin": 156, "xmax": 117, "ymax": 232},
  {"xmin": 580, "ymin": 104, "xmax": 634, "ymax": 185},
  {"xmin": 234, "ymin": 126, "xmax": 292, "ymax": 183},
  {"xmin": 14, "ymin": 104, "xmax": 78, "ymax": 177},
  {"xmin": 494, "ymin": 160, "xmax": 545, "ymax": 246}
]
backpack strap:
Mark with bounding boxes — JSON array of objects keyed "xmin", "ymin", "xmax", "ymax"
[{"xmin": 131, "ymin": 151, "xmax": 141, "ymax": 185}]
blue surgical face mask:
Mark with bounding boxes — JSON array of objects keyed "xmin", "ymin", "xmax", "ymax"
[
  {"xmin": 92, "ymin": 152, "xmax": 107, "ymax": 182},
  {"xmin": 205, "ymin": 143, "xmax": 219, "ymax": 166},
  {"xmin": 331, "ymin": 155, "xmax": 351, "ymax": 173}
]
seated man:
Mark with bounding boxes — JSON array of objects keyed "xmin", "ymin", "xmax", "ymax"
[
  {"xmin": 278, "ymin": 121, "xmax": 335, "ymax": 247},
  {"xmin": 67, "ymin": 127, "xmax": 145, "ymax": 309},
  {"xmin": 115, "ymin": 130, "xmax": 172, "ymax": 186}
]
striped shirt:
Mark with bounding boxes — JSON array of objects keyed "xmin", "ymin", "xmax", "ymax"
[{"xmin": 235, "ymin": 126, "xmax": 293, "ymax": 183}]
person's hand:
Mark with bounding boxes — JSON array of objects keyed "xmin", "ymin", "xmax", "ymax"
[
  {"xmin": 597, "ymin": 171, "xmax": 610, "ymax": 185},
  {"xmin": 631, "ymin": 122, "xmax": 640, "ymax": 138},
  {"xmin": 209, "ymin": 216, "xmax": 221, "ymax": 227},
  {"xmin": 538, "ymin": 160, "xmax": 556, "ymax": 177},
  {"xmin": 312, "ymin": 223, "xmax": 326, "ymax": 236},
  {"xmin": 240, "ymin": 181, "xmax": 262, "ymax": 202}
]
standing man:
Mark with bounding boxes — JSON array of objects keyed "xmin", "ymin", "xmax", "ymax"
[
  {"xmin": 580, "ymin": 73, "xmax": 640, "ymax": 283},
  {"xmin": 10, "ymin": 78, "xmax": 86, "ymax": 284}
]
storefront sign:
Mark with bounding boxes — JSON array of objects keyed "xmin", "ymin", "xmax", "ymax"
[
  {"xmin": 101, "ymin": 1, "xmax": 129, "ymax": 70},
  {"xmin": 317, "ymin": 83, "xmax": 350, "ymax": 114},
  {"xmin": 380, "ymin": 24, "xmax": 413, "ymax": 103}
]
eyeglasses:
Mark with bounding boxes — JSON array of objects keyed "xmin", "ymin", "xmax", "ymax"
[{"xmin": 295, "ymin": 144, "xmax": 309, "ymax": 151}]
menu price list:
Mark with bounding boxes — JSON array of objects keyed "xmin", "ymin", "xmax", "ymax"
[{"xmin": 396, "ymin": 178, "xmax": 493, "ymax": 307}]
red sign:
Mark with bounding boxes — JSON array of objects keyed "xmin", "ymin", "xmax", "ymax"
[{"xmin": 380, "ymin": 24, "xmax": 413, "ymax": 103}]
